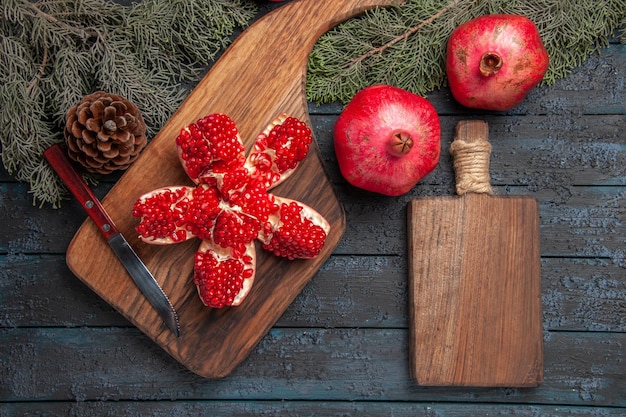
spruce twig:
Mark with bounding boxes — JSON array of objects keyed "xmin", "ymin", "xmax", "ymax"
[
  {"xmin": 307, "ymin": 0, "xmax": 626, "ymax": 105},
  {"xmin": 27, "ymin": 45, "xmax": 49, "ymax": 95},
  {"xmin": 0, "ymin": 0, "xmax": 257, "ymax": 207},
  {"xmin": 344, "ymin": 0, "xmax": 464, "ymax": 69}
]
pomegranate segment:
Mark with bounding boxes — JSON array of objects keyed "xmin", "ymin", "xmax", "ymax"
[
  {"xmin": 261, "ymin": 196, "xmax": 331, "ymax": 260},
  {"xmin": 228, "ymin": 178, "xmax": 278, "ymax": 225},
  {"xmin": 184, "ymin": 185, "xmax": 222, "ymax": 240},
  {"xmin": 213, "ymin": 210, "xmax": 261, "ymax": 257},
  {"xmin": 133, "ymin": 185, "xmax": 197, "ymax": 244},
  {"xmin": 194, "ymin": 238, "xmax": 256, "ymax": 308},
  {"xmin": 132, "ymin": 113, "xmax": 329, "ymax": 308},
  {"xmin": 246, "ymin": 113, "xmax": 313, "ymax": 189},
  {"xmin": 446, "ymin": 14, "xmax": 549, "ymax": 111},
  {"xmin": 176, "ymin": 113, "xmax": 245, "ymax": 183}
]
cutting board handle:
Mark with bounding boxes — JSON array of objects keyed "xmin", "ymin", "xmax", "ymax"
[{"xmin": 449, "ymin": 120, "xmax": 493, "ymax": 196}]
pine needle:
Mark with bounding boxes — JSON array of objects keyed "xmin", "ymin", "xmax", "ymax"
[
  {"xmin": 0, "ymin": 0, "xmax": 257, "ymax": 207},
  {"xmin": 306, "ymin": 0, "xmax": 626, "ymax": 105},
  {"xmin": 2, "ymin": 0, "xmax": 624, "ymax": 207}
]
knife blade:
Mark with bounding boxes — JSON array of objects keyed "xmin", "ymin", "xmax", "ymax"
[{"xmin": 44, "ymin": 144, "xmax": 180, "ymax": 337}]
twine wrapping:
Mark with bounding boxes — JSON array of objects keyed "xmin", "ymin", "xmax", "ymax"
[{"xmin": 449, "ymin": 139, "xmax": 493, "ymax": 196}]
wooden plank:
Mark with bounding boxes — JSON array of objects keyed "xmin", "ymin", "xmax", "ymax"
[
  {"xmin": 314, "ymin": 114, "xmax": 626, "ymax": 187},
  {"xmin": 1, "ymin": 328, "xmax": 624, "ymax": 405},
  {"xmin": 537, "ymin": 185, "xmax": 626, "ymax": 259},
  {"xmin": 1, "ymin": 183, "xmax": 623, "ymax": 264},
  {"xmin": 0, "ymin": 182, "xmax": 107, "ymax": 254},
  {"xmin": 3, "ymin": 181, "xmax": 622, "ymax": 258},
  {"xmin": 542, "ymin": 257, "xmax": 626, "ymax": 332},
  {"xmin": 0, "ymin": 255, "xmax": 129, "ymax": 327},
  {"xmin": 333, "ymin": 184, "xmax": 625, "ymax": 258},
  {"xmin": 3, "ymin": 401, "xmax": 625, "ymax": 417},
  {"xmin": 2, "ymin": 255, "xmax": 625, "ymax": 332},
  {"xmin": 1, "ymin": 113, "xmax": 624, "ymax": 255}
]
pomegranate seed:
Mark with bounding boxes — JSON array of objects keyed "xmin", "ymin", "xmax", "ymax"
[
  {"xmin": 262, "ymin": 201, "xmax": 328, "ymax": 260},
  {"xmin": 177, "ymin": 113, "xmax": 245, "ymax": 182},
  {"xmin": 133, "ymin": 187, "xmax": 191, "ymax": 241},
  {"xmin": 213, "ymin": 211, "xmax": 260, "ymax": 250},
  {"xmin": 246, "ymin": 114, "xmax": 312, "ymax": 189},
  {"xmin": 135, "ymin": 113, "xmax": 328, "ymax": 309},
  {"xmin": 194, "ymin": 250, "xmax": 246, "ymax": 308},
  {"xmin": 184, "ymin": 185, "xmax": 221, "ymax": 240},
  {"xmin": 265, "ymin": 117, "xmax": 312, "ymax": 172}
]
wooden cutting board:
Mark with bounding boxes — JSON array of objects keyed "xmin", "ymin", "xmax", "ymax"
[
  {"xmin": 407, "ymin": 120, "xmax": 543, "ymax": 387},
  {"xmin": 65, "ymin": 0, "xmax": 399, "ymax": 378}
]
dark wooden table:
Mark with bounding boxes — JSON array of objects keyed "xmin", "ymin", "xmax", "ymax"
[{"xmin": 1, "ymin": 4, "xmax": 624, "ymax": 416}]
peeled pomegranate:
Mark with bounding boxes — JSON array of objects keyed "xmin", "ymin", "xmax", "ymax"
[
  {"xmin": 333, "ymin": 85, "xmax": 440, "ymax": 196},
  {"xmin": 446, "ymin": 14, "xmax": 549, "ymax": 111},
  {"xmin": 132, "ymin": 113, "xmax": 330, "ymax": 308}
]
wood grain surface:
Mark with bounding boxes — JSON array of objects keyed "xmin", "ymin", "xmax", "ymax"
[
  {"xmin": 63, "ymin": 0, "xmax": 397, "ymax": 378},
  {"xmin": 1, "ymin": 3, "xmax": 624, "ymax": 415},
  {"xmin": 408, "ymin": 121, "xmax": 543, "ymax": 387}
]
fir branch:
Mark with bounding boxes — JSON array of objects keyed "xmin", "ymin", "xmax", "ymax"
[
  {"xmin": 306, "ymin": 0, "xmax": 626, "ymax": 105},
  {"xmin": 0, "ymin": 80, "xmax": 63, "ymax": 207},
  {"xmin": 0, "ymin": 0, "xmax": 257, "ymax": 207},
  {"xmin": 24, "ymin": 1, "xmax": 101, "ymax": 40},
  {"xmin": 93, "ymin": 36, "xmax": 185, "ymax": 137},
  {"xmin": 345, "ymin": 0, "xmax": 464, "ymax": 68},
  {"xmin": 27, "ymin": 45, "xmax": 48, "ymax": 95}
]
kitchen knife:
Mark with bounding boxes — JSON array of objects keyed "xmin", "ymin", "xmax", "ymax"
[{"xmin": 44, "ymin": 143, "xmax": 180, "ymax": 337}]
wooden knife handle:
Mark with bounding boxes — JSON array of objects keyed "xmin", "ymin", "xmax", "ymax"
[
  {"xmin": 44, "ymin": 144, "xmax": 119, "ymax": 239},
  {"xmin": 449, "ymin": 120, "xmax": 493, "ymax": 196}
]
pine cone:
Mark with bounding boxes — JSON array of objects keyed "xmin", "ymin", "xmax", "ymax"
[{"xmin": 64, "ymin": 91, "xmax": 147, "ymax": 174}]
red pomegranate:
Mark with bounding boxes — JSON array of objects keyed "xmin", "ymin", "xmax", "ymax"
[
  {"xmin": 333, "ymin": 85, "xmax": 440, "ymax": 196},
  {"xmin": 446, "ymin": 14, "xmax": 549, "ymax": 111},
  {"xmin": 132, "ymin": 113, "xmax": 330, "ymax": 308}
]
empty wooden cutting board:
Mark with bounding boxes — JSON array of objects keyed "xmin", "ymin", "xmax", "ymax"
[{"xmin": 407, "ymin": 120, "xmax": 543, "ymax": 387}]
